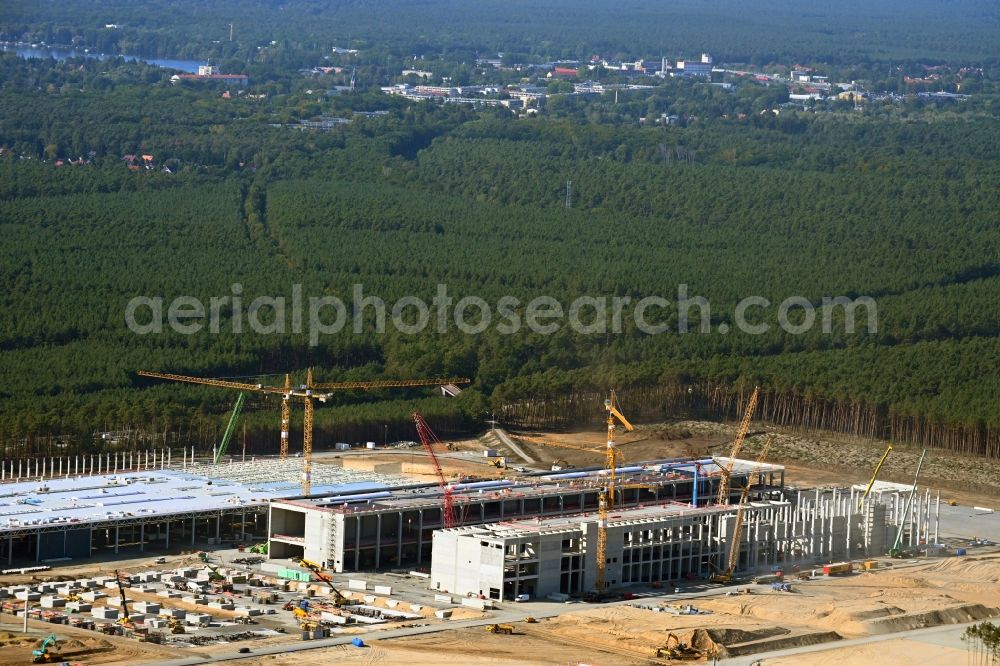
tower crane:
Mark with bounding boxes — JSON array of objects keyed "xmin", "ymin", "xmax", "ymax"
[
  {"xmin": 139, "ymin": 370, "xmax": 469, "ymax": 495},
  {"xmin": 595, "ymin": 390, "xmax": 634, "ymax": 594},
  {"xmin": 412, "ymin": 412, "xmax": 457, "ymax": 528},
  {"xmin": 214, "ymin": 392, "xmax": 246, "ymax": 464},
  {"xmin": 714, "ymin": 386, "xmax": 760, "ymax": 505},
  {"xmin": 711, "ymin": 434, "xmax": 773, "ymax": 584}
]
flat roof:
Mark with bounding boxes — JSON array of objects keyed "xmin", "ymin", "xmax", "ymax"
[
  {"xmin": 0, "ymin": 459, "xmax": 409, "ymax": 533},
  {"xmin": 440, "ymin": 500, "xmax": 776, "ymax": 541},
  {"xmin": 280, "ymin": 457, "xmax": 784, "ymax": 514}
]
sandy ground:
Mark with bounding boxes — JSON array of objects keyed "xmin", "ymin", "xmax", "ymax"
[
  {"xmin": 0, "ymin": 619, "xmax": 184, "ymax": 666},
  {"xmin": 767, "ymin": 637, "xmax": 968, "ymax": 666},
  {"xmin": 232, "ymin": 624, "xmax": 637, "ymax": 666}
]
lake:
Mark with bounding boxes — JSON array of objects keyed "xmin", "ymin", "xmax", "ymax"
[{"xmin": 2, "ymin": 44, "xmax": 204, "ymax": 73}]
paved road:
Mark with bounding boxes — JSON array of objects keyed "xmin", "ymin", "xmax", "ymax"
[
  {"xmin": 718, "ymin": 617, "xmax": 979, "ymax": 665},
  {"xmin": 937, "ymin": 502, "xmax": 1000, "ymax": 542}
]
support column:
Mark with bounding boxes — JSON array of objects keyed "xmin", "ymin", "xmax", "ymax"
[
  {"xmin": 397, "ymin": 513, "xmax": 403, "ymax": 566},
  {"xmin": 191, "ymin": 517, "xmax": 196, "ymax": 546},
  {"xmin": 36, "ymin": 532, "xmax": 41, "ymax": 562},
  {"xmin": 375, "ymin": 514, "xmax": 382, "ymax": 569},
  {"xmin": 139, "ymin": 523, "xmax": 144, "ymax": 552},
  {"xmin": 354, "ymin": 517, "xmax": 361, "ymax": 571},
  {"xmin": 114, "ymin": 526, "xmax": 119, "ymax": 554},
  {"xmin": 165, "ymin": 521, "xmax": 170, "ymax": 550},
  {"xmin": 215, "ymin": 514, "xmax": 221, "ymax": 542}
]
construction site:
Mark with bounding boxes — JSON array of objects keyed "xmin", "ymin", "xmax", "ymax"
[{"xmin": 1, "ymin": 378, "xmax": 1000, "ymax": 665}]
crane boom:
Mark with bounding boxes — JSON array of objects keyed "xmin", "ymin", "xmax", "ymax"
[
  {"xmin": 858, "ymin": 444, "xmax": 893, "ymax": 510},
  {"xmin": 114, "ymin": 569, "xmax": 131, "ymax": 623},
  {"xmin": 715, "ymin": 386, "xmax": 760, "ymax": 505},
  {"xmin": 214, "ymin": 392, "xmax": 246, "ymax": 464},
  {"xmin": 412, "ymin": 412, "xmax": 458, "ymax": 528},
  {"xmin": 294, "ymin": 558, "xmax": 354, "ymax": 606},
  {"xmin": 713, "ymin": 434, "xmax": 773, "ymax": 583},
  {"xmin": 141, "ymin": 370, "xmax": 470, "ymax": 496},
  {"xmin": 313, "ymin": 377, "xmax": 469, "ymax": 389}
]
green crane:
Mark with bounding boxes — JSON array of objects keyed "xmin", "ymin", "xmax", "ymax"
[{"xmin": 214, "ymin": 392, "xmax": 246, "ymax": 464}]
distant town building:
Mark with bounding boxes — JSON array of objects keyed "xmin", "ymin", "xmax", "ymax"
[
  {"xmin": 402, "ymin": 69, "xmax": 434, "ymax": 79},
  {"xmin": 171, "ymin": 72, "xmax": 249, "ymax": 86},
  {"xmin": 675, "ymin": 61, "xmax": 712, "ymax": 78},
  {"xmin": 701, "ymin": 53, "xmax": 713, "ymax": 64},
  {"xmin": 198, "ymin": 65, "xmax": 220, "ymax": 76}
]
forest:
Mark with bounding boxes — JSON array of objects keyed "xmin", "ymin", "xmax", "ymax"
[
  {"xmin": 0, "ymin": 3, "xmax": 999, "ymax": 462},
  {"xmin": 4, "ymin": 0, "xmax": 999, "ymax": 66}
]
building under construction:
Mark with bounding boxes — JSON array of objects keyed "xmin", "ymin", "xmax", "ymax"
[
  {"xmin": 431, "ymin": 481, "xmax": 938, "ymax": 601},
  {"xmin": 267, "ymin": 457, "xmax": 785, "ymax": 572}
]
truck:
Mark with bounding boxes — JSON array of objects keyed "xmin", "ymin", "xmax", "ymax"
[
  {"xmin": 822, "ymin": 562, "xmax": 853, "ymax": 576},
  {"xmin": 486, "ymin": 624, "xmax": 514, "ymax": 635}
]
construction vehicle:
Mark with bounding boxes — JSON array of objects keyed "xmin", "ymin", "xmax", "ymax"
[
  {"xmin": 114, "ymin": 569, "xmax": 133, "ymax": 627},
  {"xmin": 249, "ymin": 542, "xmax": 268, "ymax": 555},
  {"xmin": 31, "ymin": 634, "xmax": 58, "ymax": 663},
  {"xmin": 715, "ymin": 386, "xmax": 760, "ymax": 505},
  {"xmin": 168, "ymin": 619, "xmax": 186, "ymax": 634},
  {"xmin": 486, "ymin": 623, "xmax": 514, "ymax": 635},
  {"xmin": 822, "ymin": 562, "xmax": 853, "ymax": 576},
  {"xmin": 655, "ymin": 633, "xmax": 703, "ymax": 660},
  {"xmin": 857, "ymin": 444, "xmax": 893, "ymax": 510},
  {"xmin": 711, "ymin": 434, "xmax": 773, "ymax": 584},
  {"xmin": 413, "ymin": 412, "xmax": 458, "ymax": 528},
  {"xmin": 771, "ymin": 582, "xmax": 792, "ymax": 592},
  {"xmin": 524, "ymin": 616, "xmax": 537, "ymax": 623},
  {"xmin": 489, "ymin": 457, "xmax": 506, "ymax": 469},
  {"xmin": 595, "ymin": 390, "xmax": 634, "ymax": 594},
  {"xmin": 292, "ymin": 557, "xmax": 358, "ymax": 607},
  {"xmin": 140, "ymin": 370, "xmax": 469, "ymax": 495}
]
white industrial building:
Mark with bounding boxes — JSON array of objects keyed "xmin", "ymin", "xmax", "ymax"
[{"xmin": 431, "ymin": 484, "xmax": 936, "ymax": 601}]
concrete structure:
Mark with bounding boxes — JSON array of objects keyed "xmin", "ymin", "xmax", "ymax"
[
  {"xmin": 431, "ymin": 484, "xmax": 931, "ymax": 601},
  {"xmin": 268, "ymin": 457, "xmax": 785, "ymax": 572}
]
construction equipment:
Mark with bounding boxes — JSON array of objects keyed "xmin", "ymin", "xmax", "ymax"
[
  {"xmin": 168, "ymin": 619, "xmax": 186, "ymax": 634},
  {"xmin": 486, "ymin": 623, "xmax": 514, "ymax": 635},
  {"xmin": 524, "ymin": 616, "xmax": 537, "ymax": 623},
  {"xmin": 413, "ymin": 412, "xmax": 458, "ymax": 529},
  {"xmin": 31, "ymin": 634, "xmax": 58, "ymax": 663},
  {"xmin": 249, "ymin": 542, "xmax": 268, "ymax": 555},
  {"xmin": 139, "ymin": 370, "xmax": 469, "ymax": 495},
  {"xmin": 114, "ymin": 569, "xmax": 132, "ymax": 626},
  {"xmin": 656, "ymin": 633, "xmax": 703, "ymax": 660},
  {"xmin": 595, "ymin": 389, "xmax": 634, "ymax": 594},
  {"xmin": 890, "ymin": 448, "xmax": 928, "ymax": 558},
  {"xmin": 711, "ymin": 434, "xmax": 773, "ymax": 584},
  {"xmin": 214, "ymin": 392, "xmax": 246, "ymax": 464},
  {"xmin": 489, "ymin": 457, "xmax": 506, "ymax": 469},
  {"xmin": 292, "ymin": 558, "xmax": 357, "ymax": 607},
  {"xmin": 715, "ymin": 386, "xmax": 760, "ymax": 505},
  {"xmin": 857, "ymin": 444, "xmax": 893, "ymax": 510}
]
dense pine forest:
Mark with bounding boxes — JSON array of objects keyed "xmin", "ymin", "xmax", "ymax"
[{"xmin": 1, "ymin": 1, "xmax": 999, "ymax": 460}]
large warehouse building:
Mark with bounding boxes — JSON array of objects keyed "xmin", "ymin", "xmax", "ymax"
[
  {"xmin": 0, "ymin": 455, "xmax": 410, "ymax": 564},
  {"xmin": 267, "ymin": 457, "xmax": 786, "ymax": 572}
]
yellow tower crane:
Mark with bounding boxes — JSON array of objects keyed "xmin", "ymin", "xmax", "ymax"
[
  {"xmin": 715, "ymin": 386, "xmax": 760, "ymax": 505},
  {"xmin": 857, "ymin": 444, "xmax": 893, "ymax": 510},
  {"xmin": 711, "ymin": 434, "xmax": 773, "ymax": 584},
  {"xmin": 138, "ymin": 370, "xmax": 469, "ymax": 495},
  {"xmin": 595, "ymin": 390, "xmax": 634, "ymax": 594}
]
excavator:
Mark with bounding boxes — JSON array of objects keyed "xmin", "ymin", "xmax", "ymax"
[
  {"xmin": 31, "ymin": 634, "xmax": 58, "ymax": 663},
  {"xmin": 655, "ymin": 633, "xmax": 704, "ymax": 660},
  {"xmin": 291, "ymin": 557, "xmax": 358, "ymax": 607}
]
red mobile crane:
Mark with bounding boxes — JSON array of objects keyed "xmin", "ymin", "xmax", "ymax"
[{"xmin": 412, "ymin": 412, "xmax": 458, "ymax": 529}]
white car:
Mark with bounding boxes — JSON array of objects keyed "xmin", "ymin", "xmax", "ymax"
[{"xmin": 514, "ymin": 593, "xmax": 530, "ymax": 602}]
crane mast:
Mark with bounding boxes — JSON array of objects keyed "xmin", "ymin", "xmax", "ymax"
[
  {"xmin": 595, "ymin": 390, "xmax": 633, "ymax": 593},
  {"xmin": 712, "ymin": 434, "xmax": 773, "ymax": 583}
]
